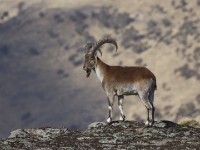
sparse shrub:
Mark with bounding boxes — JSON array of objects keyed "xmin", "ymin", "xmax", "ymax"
[
  {"xmin": 171, "ymin": 0, "xmax": 187, "ymax": 9},
  {"xmin": 57, "ymin": 69, "xmax": 64, "ymax": 75},
  {"xmin": 135, "ymin": 58, "xmax": 143, "ymax": 66},
  {"xmin": 0, "ymin": 44, "xmax": 9, "ymax": 55},
  {"xmin": 48, "ymin": 30, "xmax": 59, "ymax": 38},
  {"xmin": 18, "ymin": 2, "xmax": 25, "ymax": 12},
  {"xmin": 175, "ymin": 20, "xmax": 198, "ymax": 46},
  {"xmin": 197, "ymin": 0, "xmax": 200, "ymax": 6},
  {"xmin": 162, "ymin": 18, "xmax": 172, "ymax": 27},
  {"xmin": 133, "ymin": 43, "xmax": 149, "ymax": 54},
  {"xmin": 69, "ymin": 10, "xmax": 89, "ymax": 35},
  {"xmin": 39, "ymin": 12, "xmax": 45, "ymax": 18},
  {"xmin": 196, "ymin": 95, "xmax": 200, "ymax": 104},
  {"xmin": 162, "ymin": 83, "xmax": 171, "ymax": 91},
  {"xmin": 57, "ymin": 69, "xmax": 69, "ymax": 78},
  {"xmin": 68, "ymin": 54, "xmax": 83, "ymax": 67},
  {"xmin": 64, "ymin": 45, "xmax": 69, "ymax": 51},
  {"xmin": 54, "ymin": 14, "xmax": 65, "ymax": 23},
  {"xmin": 176, "ymin": 103, "xmax": 200, "ymax": 121},
  {"xmin": 193, "ymin": 47, "xmax": 200, "ymax": 61},
  {"xmin": 1, "ymin": 11, "xmax": 9, "ymax": 20},
  {"xmin": 135, "ymin": 58, "xmax": 147, "ymax": 66},
  {"xmin": 132, "ymin": 114, "xmax": 143, "ymax": 121},
  {"xmin": 179, "ymin": 20, "xmax": 197, "ymax": 36},
  {"xmin": 121, "ymin": 27, "xmax": 140, "ymax": 49},
  {"xmin": 121, "ymin": 27, "xmax": 149, "ymax": 54},
  {"xmin": 146, "ymin": 20, "xmax": 162, "ymax": 39},
  {"xmin": 175, "ymin": 64, "xmax": 197, "ymax": 79},
  {"xmin": 70, "ymin": 11, "xmax": 87, "ymax": 23},
  {"xmin": 75, "ymin": 23, "xmax": 88, "ymax": 34},
  {"xmin": 29, "ymin": 47, "xmax": 40, "ymax": 56},
  {"xmin": 155, "ymin": 108, "xmax": 162, "ymax": 119},
  {"xmin": 164, "ymin": 105, "xmax": 172, "ymax": 115},
  {"xmin": 93, "ymin": 6, "xmax": 134, "ymax": 31},
  {"xmin": 147, "ymin": 20, "xmax": 157, "ymax": 28},
  {"xmin": 82, "ymin": 32, "xmax": 95, "ymax": 43},
  {"xmin": 152, "ymin": 5, "xmax": 166, "ymax": 14}
]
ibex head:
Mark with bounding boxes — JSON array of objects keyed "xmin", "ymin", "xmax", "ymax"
[{"xmin": 83, "ymin": 38, "xmax": 118, "ymax": 78}]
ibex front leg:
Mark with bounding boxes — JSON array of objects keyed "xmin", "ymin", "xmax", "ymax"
[
  {"xmin": 118, "ymin": 95, "xmax": 125, "ymax": 121},
  {"xmin": 107, "ymin": 95, "xmax": 114, "ymax": 123}
]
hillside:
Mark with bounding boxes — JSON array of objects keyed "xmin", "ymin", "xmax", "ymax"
[{"xmin": 0, "ymin": 0, "xmax": 200, "ymax": 138}]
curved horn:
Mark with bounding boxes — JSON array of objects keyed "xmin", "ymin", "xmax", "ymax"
[
  {"xmin": 85, "ymin": 42, "xmax": 94, "ymax": 53},
  {"xmin": 85, "ymin": 42, "xmax": 102, "ymax": 56},
  {"xmin": 91, "ymin": 38, "xmax": 118, "ymax": 56}
]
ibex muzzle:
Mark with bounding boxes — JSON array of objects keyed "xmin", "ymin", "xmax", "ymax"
[{"xmin": 83, "ymin": 54, "xmax": 96, "ymax": 78}]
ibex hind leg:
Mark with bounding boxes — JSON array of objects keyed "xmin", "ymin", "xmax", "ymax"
[
  {"xmin": 148, "ymin": 89, "xmax": 155, "ymax": 125},
  {"xmin": 138, "ymin": 91, "xmax": 154, "ymax": 126}
]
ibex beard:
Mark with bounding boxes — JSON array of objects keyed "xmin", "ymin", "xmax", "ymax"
[{"xmin": 83, "ymin": 38, "xmax": 157, "ymax": 126}]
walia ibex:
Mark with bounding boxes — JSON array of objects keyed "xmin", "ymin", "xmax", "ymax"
[{"xmin": 83, "ymin": 38, "xmax": 157, "ymax": 126}]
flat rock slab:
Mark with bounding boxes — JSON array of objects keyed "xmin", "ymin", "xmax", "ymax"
[{"xmin": 0, "ymin": 121, "xmax": 200, "ymax": 149}]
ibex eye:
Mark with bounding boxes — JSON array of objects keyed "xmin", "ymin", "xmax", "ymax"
[
  {"xmin": 90, "ymin": 60, "xmax": 95, "ymax": 64},
  {"xmin": 90, "ymin": 59, "xmax": 95, "ymax": 62}
]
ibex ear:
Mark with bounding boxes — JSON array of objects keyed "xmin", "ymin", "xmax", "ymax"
[
  {"xmin": 94, "ymin": 49, "xmax": 102, "ymax": 57},
  {"xmin": 94, "ymin": 55, "xmax": 97, "ymax": 65},
  {"xmin": 98, "ymin": 49, "xmax": 102, "ymax": 57}
]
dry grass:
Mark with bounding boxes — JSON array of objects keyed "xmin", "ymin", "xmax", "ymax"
[{"xmin": 179, "ymin": 119, "xmax": 200, "ymax": 128}]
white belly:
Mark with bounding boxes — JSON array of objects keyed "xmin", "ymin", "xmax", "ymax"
[{"xmin": 116, "ymin": 84, "xmax": 138, "ymax": 96}]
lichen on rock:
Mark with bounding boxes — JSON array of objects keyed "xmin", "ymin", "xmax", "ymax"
[{"xmin": 1, "ymin": 120, "xmax": 200, "ymax": 149}]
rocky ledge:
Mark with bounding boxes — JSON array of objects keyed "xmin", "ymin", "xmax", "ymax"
[{"xmin": 0, "ymin": 120, "xmax": 200, "ymax": 149}]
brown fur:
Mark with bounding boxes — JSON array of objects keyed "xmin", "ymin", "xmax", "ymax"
[{"xmin": 96, "ymin": 57, "xmax": 157, "ymax": 91}]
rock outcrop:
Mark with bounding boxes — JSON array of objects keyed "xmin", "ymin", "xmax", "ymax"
[
  {"xmin": 0, "ymin": 121, "xmax": 200, "ymax": 149},
  {"xmin": 1, "ymin": 0, "xmax": 200, "ymax": 138}
]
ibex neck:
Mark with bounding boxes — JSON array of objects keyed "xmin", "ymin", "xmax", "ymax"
[{"xmin": 94, "ymin": 57, "xmax": 109, "ymax": 83}]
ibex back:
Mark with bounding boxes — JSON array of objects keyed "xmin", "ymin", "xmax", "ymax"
[{"xmin": 83, "ymin": 38, "xmax": 157, "ymax": 126}]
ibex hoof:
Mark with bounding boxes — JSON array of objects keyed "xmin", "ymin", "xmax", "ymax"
[
  {"xmin": 106, "ymin": 117, "xmax": 112, "ymax": 123},
  {"xmin": 120, "ymin": 115, "xmax": 126, "ymax": 122},
  {"xmin": 145, "ymin": 121, "xmax": 154, "ymax": 126}
]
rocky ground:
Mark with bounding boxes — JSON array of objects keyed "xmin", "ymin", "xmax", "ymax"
[
  {"xmin": 0, "ymin": 121, "xmax": 200, "ymax": 149},
  {"xmin": 1, "ymin": 0, "xmax": 200, "ymax": 138}
]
